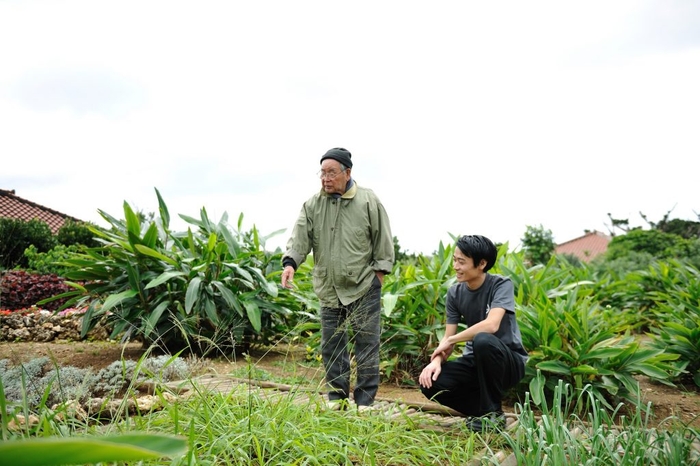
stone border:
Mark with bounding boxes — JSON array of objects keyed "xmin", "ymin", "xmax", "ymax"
[{"xmin": 0, "ymin": 309, "xmax": 111, "ymax": 342}]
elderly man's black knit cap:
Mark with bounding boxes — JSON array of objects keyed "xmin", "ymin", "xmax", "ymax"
[{"xmin": 320, "ymin": 147, "xmax": 353, "ymax": 168}]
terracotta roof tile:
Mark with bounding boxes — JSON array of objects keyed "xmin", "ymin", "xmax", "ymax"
[
  {"xmin": 555, "ymin": 230, "xmax": 611, "ymax": 262},
  {"xmin": 0, "ymin": 189, "xmax": 82, "ymax": 234}
]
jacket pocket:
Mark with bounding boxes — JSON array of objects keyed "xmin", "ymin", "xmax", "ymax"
[{"xmin": 312, "ymin": 266, "xmax": 329, "ymax": 297}]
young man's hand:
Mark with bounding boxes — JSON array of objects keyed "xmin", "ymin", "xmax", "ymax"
[{"xmin": 419, "ymin": 358, "xmax": 442, "ymax": 389}]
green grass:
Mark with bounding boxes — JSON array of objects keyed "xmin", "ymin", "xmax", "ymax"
[{"xmin": 1, "ymin": 351, "xmax": 698, "ymax": 465}]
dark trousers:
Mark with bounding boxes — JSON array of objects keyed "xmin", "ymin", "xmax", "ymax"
[
  {"xmin": 320, "ymin": 278, "xmax": 382, "ymax": 406},
  {"xmin": 420, "ymin": 332, "xmax": 525, "ymax": 416}
]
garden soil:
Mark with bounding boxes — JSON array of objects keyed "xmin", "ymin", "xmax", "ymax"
[{"xmin": 0, "ymin": 340, "xmax": 698, "ymax": 429}]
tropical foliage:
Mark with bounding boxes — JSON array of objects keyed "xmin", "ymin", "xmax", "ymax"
[
  {"xmin": 45, "ymin": 189, "xmax": 288, "ymax": 355},
  {"xmin": 6, "ymin": 192, "xmax": 700, "ymax": 406}
]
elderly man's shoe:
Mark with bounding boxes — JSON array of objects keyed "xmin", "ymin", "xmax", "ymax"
[{"xmin": 325, "ymin": 399, "xmax": 350, "ymax": 411}]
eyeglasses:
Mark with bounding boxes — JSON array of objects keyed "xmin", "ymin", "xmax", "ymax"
[{"xmin": 317, "ymin": 169, "xmax": 346, "ymax": 180}]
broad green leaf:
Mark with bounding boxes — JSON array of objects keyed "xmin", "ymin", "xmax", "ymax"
[
  {"xmin": 582, "ymin": 347, "xmax": 627, "ymax": 361},
  {"xmin": 528, "ymin": 371, "xmax": 546, "ymax": 406},
  {"xmin": 0, "ymin": 433, "xmax": 187, "ymax": 466},
  {"xmin": 123, "ymin": 201, "xmax": 142, "ymax": 240},
  {"xmin": 569, "ymin": 364, "xmax": 599, "ymax": 376},
  {"xmin": 247, "ymin": 267, "xmax": 278, "ymax": 296},
  {"xmin": 155, "ymin": 187, "xmax": 170, "ymax": 229},
  {"xmin": 383, "ymin": 293, "xmax": 398, "ymax": 317},
  {"xmin": 613, "ymin": 373, "xmax": 639, "ymax": 396},
  {"xmin": 540, "ymin": 346, "xmax": 575, "ymax": 363},
  {"xmin": 80, "ymin": 300, "xmax": 105, "ymax": 338},
  {"xmin": 204, "ymin": 297, "xmax": 219, "ymax": 324},
  {"xmin": 536, "ymin": 360, "xmax": 571, "ymax": 375},
  {"xmin": 185, "ymin": 277, "xmax": 202, "ymax": 314},
  {"xmin": 144, "ymin": 301, "xmax": 170, "ymax": 336},
  {"xmin": 102, "ymin": 290, "xmax": 139, "ymax": 313},
  {"xmin": 142, "ymin": 222, "xmax": 159, "ymax": 249},
  {"xmin": 145, "ymin": 271, "xmax": 186, "ymax": 289},
  {"xmin": 207, "ymin": 232, "xmax": 217, "ymax": 252},
  {"xmin": 212, "ymin": 281, "xmax": 239, "ymax": 310},
  {"xmin": 126, "ymin": 262, "xmax": 141, "ymax": 291},
  {"xmin": 634, "ymin": 363, "xmax": 674, "ymax": 380},
  {"xmin": 244, "ymin": 301, "xmax": 262, "ymax": 332},
  {"xmin": 199, "ymin": 206, "xmax": 214, "ymax": 231},
  {"xmin": 134, "ymin": 244, "xmax": 178, "ymax": 266},
  {"xmin": 224, "ymin": 262, "xmax": 254, "ymax": 283}
]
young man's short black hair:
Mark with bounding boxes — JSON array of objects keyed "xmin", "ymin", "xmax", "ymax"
[{"xmin": 456, "ymin": 235, "xmax": 497, "ymax": 272}]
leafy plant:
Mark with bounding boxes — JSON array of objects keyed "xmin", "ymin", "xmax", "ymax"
[
  {"xmin": 23, "ymin": 244, "xmax": 83, "ymax": 276},
  {"xmin": 644, "ymin": 261, "xmax": 700, "ymax": 387},
  {"xmin": 55, "ymin": 219, "xmax": 100, "ymax": 248},
  {"xmin": 520, "ymin": 292, "xmax": 681, "ymax": 411},
  {"xmin": 0, "ymin": 270, "xmax": 71, "ymax": 311},
  {"xmin": 0, "ymin": 218, "xmax": 56, "ymax": 270},
  {"xmin": 46, "ymin": 188, "xmax": 283, "ymax": 355}
]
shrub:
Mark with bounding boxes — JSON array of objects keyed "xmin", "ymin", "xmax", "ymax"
[
  {"xmin": 24, "ymin": 244, "xmax": 84, "ymax": 276},
  {"xmin": 0, "ymin": 357, "xmax": 50, "ymax": 407},
  {"xmin": 0, "ymin": 218, "xmax": 56, "ymax": 269},
  {"xmin": 54, "ymin": 188, "xmax": 285, "ymax": 356},
  {"xmin": 41, "ymin": 366, "xmax": 97, "ymax": 406},
  {"xmin": 605, "ymin": 229, "xmax": 688, "ymax": 261},
  {"xmin": 0, "ymin": 270, "xmax": 71, "ymax": 311},
  {"xmin": 56, "ymin": 219, "xmax": 100, "ymax": 248},
  {"xmin": 519, "ymin": 290, "xmax": 681, "ymax": 412}
]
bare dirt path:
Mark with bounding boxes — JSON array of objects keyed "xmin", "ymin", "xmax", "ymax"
[{"xmin": 1, "ymin": 340, "xmax": 698, "ymax": 429}]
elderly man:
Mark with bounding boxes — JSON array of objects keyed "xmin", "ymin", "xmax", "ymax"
[{"xmin": 281, "ymin": 147, "xmax": 394, "ymax": 410}]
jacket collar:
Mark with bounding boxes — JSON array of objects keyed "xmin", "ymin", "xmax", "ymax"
[{"xmin": 323, "ymin": 178, "xmax": 356, "ymax": 199}]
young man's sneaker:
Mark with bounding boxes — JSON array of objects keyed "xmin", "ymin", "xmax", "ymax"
[{"xmin": 465, "ymin": 411, "xmax": 506, "ymax": 433}]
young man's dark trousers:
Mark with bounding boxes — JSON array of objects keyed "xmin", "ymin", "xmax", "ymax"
[
  {"xmin": 320, "ymin": 277, "xmax": 382, "ymax": 407},
  {"xmin": 420, "ymin": 332, "xmax": 525, "ymax": 416}
]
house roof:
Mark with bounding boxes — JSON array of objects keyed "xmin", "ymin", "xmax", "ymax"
[
  {"xmin": 0, "ymin": 189, "xmax": 82, "ymax": 234},
  {"xmin": 555, "ymin": 230, "xmax": 611, "ymax": 262}
]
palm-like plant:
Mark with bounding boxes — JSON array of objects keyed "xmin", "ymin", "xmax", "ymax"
[
  {"xmin": 52, "ymin": 188, "xmax": 282, "ymax": 355},
  {"xmin": 520, "ymin": 292, "xmax": 681, "ymax": 411},
  {"xmin": 645, "ymin": 261, "xmax": 700, "ymax": 387}
]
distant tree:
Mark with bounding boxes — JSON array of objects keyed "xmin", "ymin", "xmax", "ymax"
[
  {"xmin": 608, "ymin": 208, "xmax": 700, "ymax": 239},
  {"xmin": 56, "ymin": 219, "xmax": 100, "ymax": 248},
  {"xmin": 605, "ymin": 228, "xmax": 689, "ymax": 261},
  {"xmin": 521, "ymin": 225, "xmax": 555, "ymax": 265},
  {"xmin": 0, "ymin": 218, "xmax": 56, "ymax": 269},
  {"xmin": 658, "ymin": 217, "xmax": 700, "ymax": 238},
  {"xmin": 600, "ymin": 209, "xmax": 700, "ymax": 270},
  {"xmin": 605, "ymin": 213, "xmax": 630, "ymax": 236},
  {"xmin": 639, "ymin": 209, "xmax": 700, "ymax": 239}
]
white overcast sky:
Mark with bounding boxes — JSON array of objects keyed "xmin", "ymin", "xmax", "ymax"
[{"xmin": 1, "ymin": 1, "xmax": 699, "ymax": 255}]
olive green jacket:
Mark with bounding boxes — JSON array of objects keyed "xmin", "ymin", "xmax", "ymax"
[{"xmin": 283, "ymin": 181, "xmax": 394, "ymax": 308}]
